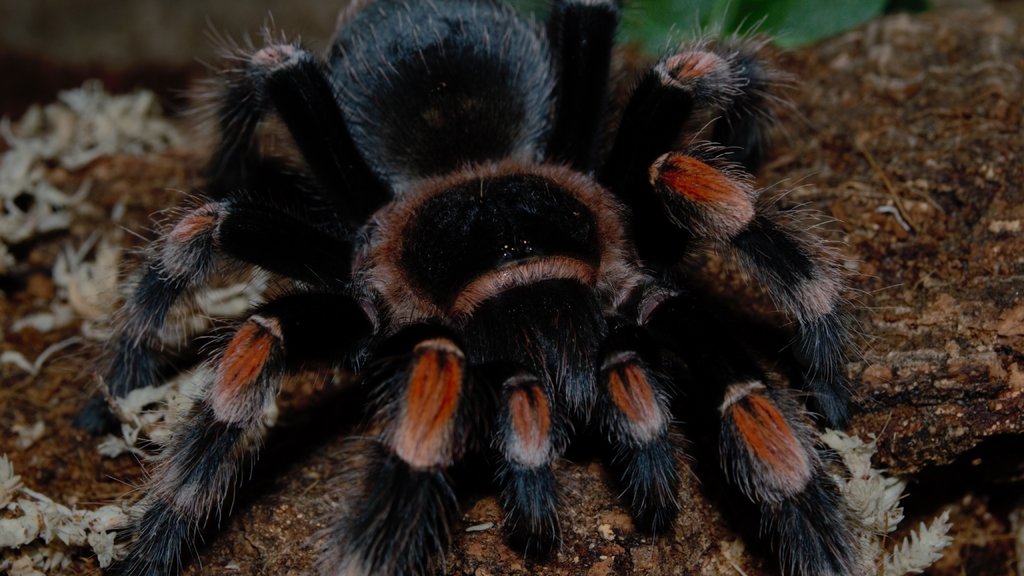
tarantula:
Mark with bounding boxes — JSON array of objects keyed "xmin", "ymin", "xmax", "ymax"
[{"xmin": 97, "ymin": 0, "xmax": 858, "ymax": 574}]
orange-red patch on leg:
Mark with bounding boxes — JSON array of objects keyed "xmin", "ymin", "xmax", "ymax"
[
  {"xmin": 652, "ymin": 154, "xmax": 751, "ymax": 207},
  {"xmin": 607, "ymin": 362, "xmax": 665, "ymax": 442},
  {"xmin": 392, "ymin": 339, "xmax": 464, "ymax": 470},
  {"xmin": 661, "ymin": 50, "xmax": 728, "ymax": 84},
  {"xmin": 726, "ymin": 390, "xmax": 812, "ymax": 494},
  {"xmin": 650, "ymin": 153, "xmax": 755, "ymax": 238},
  {"xmin": 169, "ymin": 204, "xmax": 221, "ymax": 244},
  {"xmin": 211, "ymin": 316, "xmax": 282, "ymax": 423},
  {"xmin": 505, "ymin": 382, "xmax": 551, "ymax": 468}
]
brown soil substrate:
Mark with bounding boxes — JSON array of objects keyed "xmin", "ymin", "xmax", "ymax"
[{"xmin": 1, "ymin": 4, "xmax": 1021, "ymax": 575}]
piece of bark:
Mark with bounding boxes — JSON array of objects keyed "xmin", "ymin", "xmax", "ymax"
[{"xmin": 761, "ymin": 7, "xmax": 1024, "ymax": 476}]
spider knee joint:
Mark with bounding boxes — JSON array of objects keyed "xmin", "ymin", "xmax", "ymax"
[
  {"xmin": 210, "ymin": 315, "xmax": 285, "ymax": 424},
  {"xmin": 502, "ymin": 378, "xmax": 554, "ymax": 469},
  {"xmin": 387, "ymin": 338, "xmax": 466, "ymax": 470},
  {"xmin": 720, "ymin": 381, "xmax": 815, "ymax": 502},
  {"xmin": 161, "ymin": 202, "xmax": 225, "ymax": 279},
  {"xmin": 250, "ymin": 43, "xmax": 303, "ymax": 70},
  {"xmin": 650, "ymin": 152, "xmax": 756, "ymax": 240},
  {"xmin": 657, "ymin": 50, "xmax": 736, "ymax": 102},
  {"xmin": 603, "ymin": 355, "xmax": 668, "ymax": 444}
]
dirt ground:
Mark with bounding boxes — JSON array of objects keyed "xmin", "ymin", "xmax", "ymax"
[{"xmin": 1, "ymin": 3, "xmax": 1022, "ymax": 576}]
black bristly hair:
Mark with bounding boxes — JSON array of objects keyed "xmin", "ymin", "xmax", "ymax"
[{"xmin": 94, "ymin": 1, "xmax": 860, "ymax": 575}]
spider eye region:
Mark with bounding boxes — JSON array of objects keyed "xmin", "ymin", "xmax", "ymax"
[{"xmin": 399, "ymin": 173, "xmax": 602, "ymax": 308}]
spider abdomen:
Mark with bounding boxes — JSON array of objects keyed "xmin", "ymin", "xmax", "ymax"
[{"xmin": 329, "ymin": 0, "xmax": 554, "ymax": 185}]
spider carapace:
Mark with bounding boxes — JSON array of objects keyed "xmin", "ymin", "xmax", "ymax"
[{"xmin": 96, "ymin": 1, "xmax": 859, "ymax": 575}]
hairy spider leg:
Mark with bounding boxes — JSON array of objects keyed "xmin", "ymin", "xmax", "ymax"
[
  {"xmin": 731, "ymin": 211, "xmax": 852, "ymax": 426},
  {"xmin": 546, "ymin": 0, "xmax": 620, "ymax": 172},
  {"xmin": 644, "ymin": 292, "xmax": 858, "ymax": 576},
  {"xmin": 599, "ymin": 42, "xmax": 751, "ymax": 264},
  {"xmin": 490, "ymin": 365, "xmax": 563, "ymax": 557},
  {"xmin": 601, "ymin": 38, "xmax": 783, "ymax": 193},
  {"xmin": 708, "ymin": 39, "xmax": 786, "ymax": 172},
  {"xmin": 320, "ymin": 326, "xmax": 486, "ymax": 576},
  {"xmin": 648, "ymin": 148, "xmax": 759, "ymax": 242},
  {"xmin": 647, "ymin": 154, "xmax": 851, "ymax": 425},
  {"xmin": 598, "ymin": 41, "xmax": 852, "ymax": 426},
  {"xmin": 205, "ymin": 41, "xmax": 387, "ymax": 224},
  {"xmin": 596, "ymin": 318, "xmax": 680, "ymax": 532},
  {"xmin": 110, "ymin": 293, "xmax": 373, "ymax": 576},
  {"xmin": 464, "ymin": 280, "xmax": 606, "ymax": 555},
  {"xmin": 76, "ymin": 199, "xmax": 355, "ymax": 432},
  {"xmin": 84, "ymin": 41, "xmax": 390, "ymax": 430}
]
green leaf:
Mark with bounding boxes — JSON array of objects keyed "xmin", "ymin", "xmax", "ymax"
[
  {"xmin": 620, "ymin": 0, "xmax": 722, "ymax": 53},
  {"xmin": 511, "ymin": 0, "xmax": 892, "ymax": 52},
  {"xmin": 623, "ymin": 0, "xmax": 889, "ymax": 51},
  {"xmin": 727, "ymin": 0, "xmax": 887, "ymax": 47}
]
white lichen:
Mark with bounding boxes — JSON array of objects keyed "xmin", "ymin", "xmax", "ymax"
[
  {"xmin": 1, "ymin": 81, "xmax": 178, "ymax": 396},
  {"xmin": 882, "ymin": 510, "xmax": 953, "ymax": 575},
  {"xmin": 0, "ymin": 455, "xmax": 126, "ymax": 572},
  {"xmin": 0, "ymin": 456, "xmax": 21, "ymax": 508},
  {"xmin": 0, "ymin": 337, "xmax": 82, "ymax": 376},
  {"xmin": 0, "ymin": 351, "xmax": 36, "ymax": 375},
  {"xmin": 823, "ymin": 429, "xmax": 906, "ymax": 534},
  {"xmin": 12, "ymin": 422, "xmax": 46, "ymax": 451},
  {"xmin": 92, "ymin": 268, "xmax": 272, "ymax": 458},
  {"xmin": 9, "ymin": 307, "xmax": 75, "ymax": 334},
  {"xmin": 97, "ymin": 370, "xmax": 198, "ymax": 458},
  {"xmin": 1009, "ymin": 504, "xmax": 1024, "ymax": 576},
  {"xmin": 822, "ymin": 430, "xmax": 954, "ymax": 576},
  {"xmin": 6, "ymin": 554, "xmax": 46, "ymax": 576},
  {"xmin": 158, "ymin": 272, "xmax": 270, "ymax": 349},
  {"xmin": 99, "ymin": 354, "xmax": 277, "ymax": 459},
  {"xmin": 0, "ymin": 81, "xmax": 179, "ymax": 275},
  {"xmin": 52, "ymin": 231, "xmax": 123, "ymax": 326}
]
